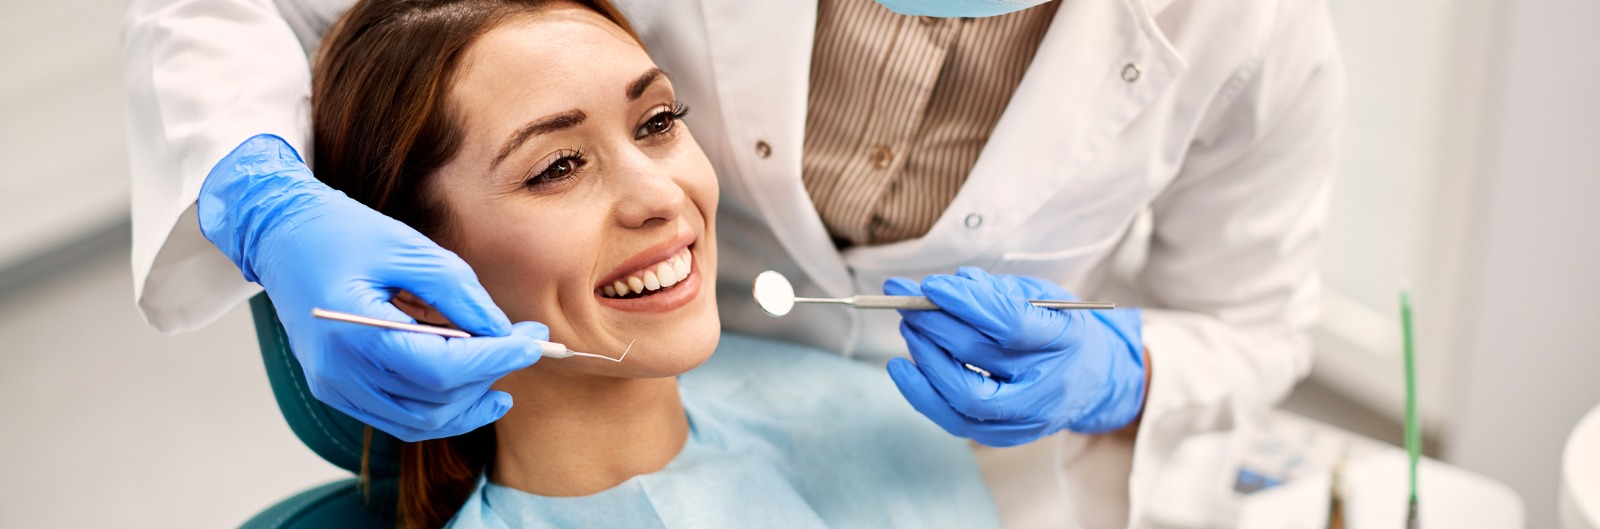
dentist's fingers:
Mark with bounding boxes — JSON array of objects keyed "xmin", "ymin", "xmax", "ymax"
[
  {"xmin": 310, "ymin": 374, "xmax": 431, "ymax": 434},
  {"xmin": 899, "ymin": 307, "xmax": 1022, "ymax": 379},
  {"xmin": 899, "ymin": 322, "xmax": 1009, "ymax": 421},
  {"xmin": 381, "ymin": 376, "xmax": 493, "ymax": 407},
  {"xmin": 922, "ymin": 271, "xmax": 1081, "ymax": 353},
  {"xmin": 882, "ymin": 276, "xmax": 924, "ymax": 297},
  {"xmin": 887, "ymin": 357, "xmax": 977, "ymax": 439},
  {"xmin": 887, "ymin": 357, "xmax": 1049, "ymax": 448},
  {"xmin": 890, "ymin": 275, "xmax": 1025, "ymax": 377},
  {"xmin": 412, "ymin": 390, "xmax": 515, "ymax": 439},
  {"xmin": 1007, "ymin": 273, "xmax": 1080, "ymax": 302},
  {"xmin": 369, "ymin": 321, "xmax": 544, "ymax": 398},
  {"xmin": 367, "ymin": 367, "xmax": 507, "ymax": 434},
  {"xmin": 378, "ymin": 244, "xmax": 514, "ymax": 337},
  {"xmin": 345, "ymin": 389, "xmax": 512, "ymax": 443}
]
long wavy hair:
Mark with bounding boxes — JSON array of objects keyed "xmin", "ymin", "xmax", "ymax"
[{"xmin": 310, "ymin": 1, "xmax": 639, "ymax": 527}]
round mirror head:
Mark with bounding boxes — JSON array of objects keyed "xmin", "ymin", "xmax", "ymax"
[{"xmin": 752, "ymin": 270, "xmax": 796, "ymax": 317}]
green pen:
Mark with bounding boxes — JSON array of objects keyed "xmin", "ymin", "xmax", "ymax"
[{"xmin": 1402, "ymin": 288, "xmax": 1420, "ymax": 528}]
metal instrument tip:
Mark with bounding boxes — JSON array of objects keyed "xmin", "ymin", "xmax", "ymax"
[{"xmin": 563, "ymin": 338, "xmax": 635, "ymax": 363}]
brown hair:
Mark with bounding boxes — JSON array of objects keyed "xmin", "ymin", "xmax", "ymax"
[{"xmin": 310, "ymin": 1, "xmax": 639, "ymax": 527}]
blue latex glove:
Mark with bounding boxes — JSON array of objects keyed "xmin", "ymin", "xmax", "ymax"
[
  {"xmin": 198, "ymin": 134, "xmax": 543, "ymax": 442},
  {"xmin": 884, "ymin": 267, "xmax": 1145, "ymax": 446}
]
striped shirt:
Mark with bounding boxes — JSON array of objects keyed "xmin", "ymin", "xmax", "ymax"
[{"xmin": 803, "ymin": 0, "xmax": 1060, "ymax": 248}]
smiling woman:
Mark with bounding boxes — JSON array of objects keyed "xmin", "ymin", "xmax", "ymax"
[{"xmin": 310, "ymin": 0, "xmax": 996, "ymax": 528}]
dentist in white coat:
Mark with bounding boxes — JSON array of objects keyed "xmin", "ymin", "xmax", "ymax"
[{"xmin": 123, "ymin": 0, "xmax": 1342, "ymax": 526}]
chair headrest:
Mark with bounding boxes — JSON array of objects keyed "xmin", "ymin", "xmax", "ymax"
[{"xmin": 250, "ymin": 294, "xmax": 401, "ymax": 479}]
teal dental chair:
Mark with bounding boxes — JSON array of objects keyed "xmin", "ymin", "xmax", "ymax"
[{"xmin": 240, "ymin": 293, "xmax": 400, "ymax": 528}]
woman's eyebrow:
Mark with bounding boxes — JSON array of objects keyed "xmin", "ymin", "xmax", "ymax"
[
  {"xmin": 627, "ymin": 68, "xmax": 668, "ymax": 101},
  {"xmin": 492, "ymin": 109, "xmax": 587, "ymax": 170},
  {"xmin": 490, "ymin": 68, "xmax": 669, "ymax": 170}
]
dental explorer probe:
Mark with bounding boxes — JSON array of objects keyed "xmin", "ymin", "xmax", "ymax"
[
  {"xmin": 310, "ymin": 308, "xmax": 631, "ymax": 362},
  {"xmin": 752, "ymin": 270, "xmax": 1115, "ymax": 317}
]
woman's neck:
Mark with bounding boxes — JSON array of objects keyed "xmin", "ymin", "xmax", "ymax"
[{"xmin": 489, "ymin": 367, "xmax": 687, "ymax": 497}]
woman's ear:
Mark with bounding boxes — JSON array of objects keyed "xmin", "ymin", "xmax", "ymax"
[{"xmin": 391, "ymin": 290, "xmax": 455, "ymax": 327}]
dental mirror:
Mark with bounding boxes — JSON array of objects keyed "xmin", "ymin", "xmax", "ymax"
[{"xmin": 753, "ymin": 270, "xmax": 797, "ymax": 316}]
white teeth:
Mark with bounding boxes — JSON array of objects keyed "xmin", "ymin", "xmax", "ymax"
[
  {"xmin": 599, "ymin": 248, "xmax": 696, "ymax": 299},
  {"xmin": 657, "ymin": 262, "xmax": 678, "ymax": 287},
  {"xmin": 672, "ymin": 253, "xmax": 690, "ymax": 279}
]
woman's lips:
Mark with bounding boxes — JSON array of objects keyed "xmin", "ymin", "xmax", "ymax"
[
  {"xmin": 594, "ymin": 246, "xmax": 701, "ymax": 313},
  {"xmin": 595, "ymin": 231, "xmax": 697, "ymax": 292}
]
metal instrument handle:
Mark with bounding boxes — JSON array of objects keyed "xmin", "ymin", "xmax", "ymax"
[
  {"xmin": 845, "ymin": 296, "xmax": 1116, "ymax": 311},
  {"xmin": 849, "ymin": 295, "xmax": 941, "ymax": 310}
]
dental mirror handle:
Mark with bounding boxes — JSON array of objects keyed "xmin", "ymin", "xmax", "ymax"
[{"xmin": 796, "ymin": 295, "xmax": 1115, "ymax": 311}]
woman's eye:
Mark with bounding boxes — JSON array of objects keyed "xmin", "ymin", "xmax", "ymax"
[
  {"xmin": 636, "ymin": 112, "xmax": 676, "ymax": 139},
  {"xmin": 524, "ymin": 152, "xmax": 585, "ymax": 189},
  {"xmin": 643, "ymin": 114, "xmax": 674, "ymax": 135},
  {"xmin": 635, "ymin": 103, "xmax": 689, "ymax": 140}
]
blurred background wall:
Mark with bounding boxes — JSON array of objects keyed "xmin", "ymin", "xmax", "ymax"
[
  {"xmin": 0, "ymin": 2, "xmax": 348, "ymax": 528},
  {"xmin": 0, "ymin": 4, "xmax": 130, "ymax": 276},
  {"xmin": 1311, "ymin": 1, "xmax": 1600, "ymax": 526},
  {"xmin": 1439, "ymin": 0, "xmax": 1600, "ymax": 526},
  {"xmin": 1, "ymin": 0, "xmax": 1596, "ymax": 527}
]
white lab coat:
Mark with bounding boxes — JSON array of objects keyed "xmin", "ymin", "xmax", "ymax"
[{"xmin": 123, "ymin": 0, "xmax": 1342, "ymax": 526}]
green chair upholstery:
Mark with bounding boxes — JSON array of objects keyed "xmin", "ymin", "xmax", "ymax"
[
  {"xmin": 241, "ymin": 478, "xmax": 397, "ymax": 529},
  {"xmin": 240, "ymin": 293, "xmax": 399, "ymax": 528}
]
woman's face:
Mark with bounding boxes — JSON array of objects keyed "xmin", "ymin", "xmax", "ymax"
[{"xmin": 425, "ymin": 4, "xmax": 719, "ymax": 378}]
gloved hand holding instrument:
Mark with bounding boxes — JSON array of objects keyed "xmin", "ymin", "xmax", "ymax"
[
  {"xmin": 198, "ymin": 134, "xmax": 545, "ymax": 442},
  {"xmin": 884, "ymin": 267, "xmax": 1148, "ymax": 447}
]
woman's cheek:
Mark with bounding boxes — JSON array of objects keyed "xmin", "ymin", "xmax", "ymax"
[
  {"xmin": 495, "ymin": 229, "xmax": 569, "ymax": 284},
  {"xmin": 454, "ymin": 212, "xmax": 561, "ymax": 307},
  {"xmin": 678, "ymin": 134, "xmax": 718, "ymax": 204}
]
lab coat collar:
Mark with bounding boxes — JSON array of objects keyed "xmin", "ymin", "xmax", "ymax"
[
  {"xmin": 841, "ymin": 0, "xmax": 1187, "ymax": 272},
  {"xmin": 696, "ymin": 0, "xmax": 856, "ymax": 297},
  {"xmin": 696, "ymin": 0, "xmax": 1186, "ymax": 295}
]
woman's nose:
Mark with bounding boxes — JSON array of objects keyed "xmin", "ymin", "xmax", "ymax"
[{"xmin": 613, "ymin": 156, "xmax": 687, "ymax": 229}]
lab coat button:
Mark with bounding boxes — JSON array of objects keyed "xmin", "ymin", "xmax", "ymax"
[
  {"xmin": 964, "ymin": 213, "xmax": 983, "ymax": 229},
  {"xmin": 869, "ymin": 145, "xmax": 893, "ymax": 169},
  {"xmin": 755, "ymin": 140, "xmax": 772, "ymax": 159},
  {"xmin": 1121, "ymin": 63, "xmax": 1141, "ymax": 83}
]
